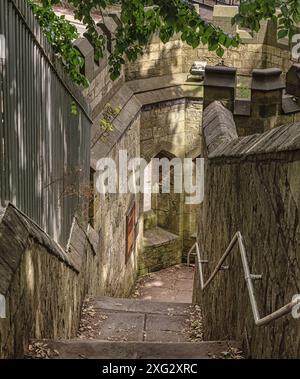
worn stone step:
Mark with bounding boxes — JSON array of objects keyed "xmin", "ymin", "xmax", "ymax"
[
  {"xmin": 80, "ymin": 297, "xmax": 195, "ymax": 343},
  {"xmin": 90, "ymin": 296, "xmax": 192, "ymax": 315},
  {"xmin": 29, "ymin": 340, "xmax": 241, "ymax": 359}
]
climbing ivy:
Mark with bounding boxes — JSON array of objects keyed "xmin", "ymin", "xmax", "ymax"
[{"xmin": 99, "ymin": 103, "xmax": 121, "ymax": 142}]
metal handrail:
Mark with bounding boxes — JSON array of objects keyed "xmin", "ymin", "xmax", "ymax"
[{"xmin": 188, "ymin": 231, "xmax": 300, "ymax": 326}]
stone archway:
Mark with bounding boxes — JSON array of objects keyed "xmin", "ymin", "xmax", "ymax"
[
  {"xmin": 141, "ymin": 141, "xmax": 181, "ymax": 164},
  {"xmin": 139, "ymin": 149, "xmax": 184, "ymax": 275}
]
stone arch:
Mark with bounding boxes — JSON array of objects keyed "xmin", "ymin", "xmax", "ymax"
[
  {"xmin": 141, "ymin": 141, "xmax": 180, "ymax": 163},
  {"xmin": 142, "ymin": 148, "xmax": 180, "ymax": 215}
]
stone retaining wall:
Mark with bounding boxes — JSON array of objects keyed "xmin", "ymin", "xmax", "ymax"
[
  {"xmin": 0, "ymin": 204, "xmax": 101, "ymax": 358},
  {"xmin": 140, "ymin": 99, "xmax": 202, "ymax": 262},
  {"xmin": 93, "ymin": 115, "xmax": 142, "ymax": 298},
  {"xmin": 124, "ymin": 9, "xmax": 296, "ymax": 81},
  {"xmin": 194, "ymin": 101, "xmax": 300, "ymax": 358},
  {"xmin": 140, "ymin": 228, "xmax": 181, "ymax": 275}
]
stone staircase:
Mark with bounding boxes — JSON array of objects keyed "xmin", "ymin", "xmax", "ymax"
[{"xmin": 27, "ymin": 297, "xmax": 241, "ymax": 359}]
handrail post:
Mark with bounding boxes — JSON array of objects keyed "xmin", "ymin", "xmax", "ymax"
[
  {"xmin": 237, "ymin": 232, "xmax": 261, "ymax": 323},
  {"xmin": 191, "ymin": 231, "xmax": 300, "ymax": 327}
]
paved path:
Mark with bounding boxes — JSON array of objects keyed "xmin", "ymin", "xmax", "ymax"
[
  {"xmin": 26, "ymin": 267, "xmax": 243, "ymax": 359},
  {"xmin": 78, "ymin": 297, "xmax": 195, "ymax": 343},
  {"xmin": 131, "ymin": 264, "xmax": 195, "ymax": 303}
]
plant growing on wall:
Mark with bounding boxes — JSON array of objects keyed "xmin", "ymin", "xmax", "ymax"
[
  {"xmin": 28, "ymin": 1, "xmax": 300, "ymax": 86},
  {"xmin": 98, "ymin": 103, "xmax": 121, "ymax": 142}
]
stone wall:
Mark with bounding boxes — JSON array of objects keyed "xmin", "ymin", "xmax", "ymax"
[
  {"xmin": 93, "ymin": 115, "xmax": 143, "ymax": 297},
  {"xmin": 124, "ymin": 5, "xmax": 297, "ymax": 82},
  {"xmin": 125, "ymin": 36, "xmax": 184, "ymax": 81},
  {"xmin": 140, "ymin": 228, "xmax": 181, "ymax": 275},
  {"xmin": 140, "ymin": 99, "xmax": 202, "ymax": 262},
  {"xmin": 203, "ymin": 64, "xmax": 300, "ymax": 137},
  {"xmin": 0, "ymin": 204, "xmax": 101, "ymax": 358},
  {"xmin": 87, "ymin": 63, "xmax": 204, "ymax": 297},
  {"xmin": 82, "ymin": 58, "xmax": 125, "ymax": 121},
  {"xmin": 194, "ymin": 101, "xmax": 300, "ymax": 358},
  {"xmin": 183, "ymin": 43, "xmax": 295, "ymax": 76},
  {"xmin": 0, "ymin": 95, "xmax": 144, "ymax": 359},
  {"xmin": 140, "ymin": 99, "xmax": 202, "ymax": 159}
]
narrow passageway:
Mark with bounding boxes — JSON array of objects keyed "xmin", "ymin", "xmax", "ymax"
[
  {"xmin": 26, "ymin": 264, "xmax": 243, "ymax": 359},
  {"xmin": 131, "ymin": 264, "xmax": 195, "ymax": 303},
  {"xmin": 73, "ymin": 264, "xmax": 198, "ymax": 344}
]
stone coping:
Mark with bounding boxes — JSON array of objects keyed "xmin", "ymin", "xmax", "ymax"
[
  {"xmin": 0, "ymin": 203, "xmax": 99, "ymax": 296},
  {"xmin": 143, "ymin": 227, "xmax": 179, "ymax": 248},
  {"xmin": 213, "ymin": 5, "xmax": 239, "ymax": 18},
  {"xmin": 91, "ymin": 74, "xmax": 203, "ymax": 166},
  {"xmin": 203, "ymin": 101, "xmax": 300, "ymax": 159}
]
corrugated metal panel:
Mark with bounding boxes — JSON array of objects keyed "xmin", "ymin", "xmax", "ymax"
[{"xmin": 0, "ymin": 0, "xmax": 92, "ymax": 246}]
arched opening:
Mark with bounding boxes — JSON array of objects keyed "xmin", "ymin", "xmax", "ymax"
[{"xmin": 140, "ymin": 150, "xmax": 182, "ymax": 275}]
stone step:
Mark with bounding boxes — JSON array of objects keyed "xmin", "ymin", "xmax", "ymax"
[
  {"xmin": 29, "ymin": 339, "xmax": 241, "ymax": 359},
  {"xmin": 90, "ymin": 296, "xmax": 192, "ymax": 315},
  {"xmin": 80, "ymin": 297, "xmax": 194, "ymax": 343},
  {"xmin": 27, "ymin": 297, "xmax": 242, "ymax": 359}
]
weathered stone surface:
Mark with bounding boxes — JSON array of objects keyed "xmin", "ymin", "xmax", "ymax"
[
  {"xmin": 5, "ymin": 2, "xmax": 300, "ymax": 360},
  {"xmin": 143, "ymin": 210, "xmax": 157, "ymax": 231},
  {"xmin": 286, "ymin": 64, "xmax": 300, "ymax": 98},
  {"xmin": 96, "ymin": 310, "xmax": 145, "ymax": 342},
  {"xmin": 0, "ymin": 203, "xmax": 101, "ymax": 358},
  {"xmin": 140, "ymin": 227, "xmax": 181, "ymax": 275},
  {"xmin": 31, "ymin": 339, "xmax": 240, "ymax": 359},
  {"xmin": 86, "ymin": 224, "xmax": 100, "ymax": 256},
  {"xmin": 76, "ymin": 296, "xmax": 192, "ymax": 344},
  {"xmin": 146, "ymin": 314, "xmax": 188, "ymax": 342},
  {"xmin": 73, "ymin": 38, "xmax": 95, "ymax": 81},
  {"xmin": 143, "ymin": 227, "xmax": 178, "ymax": 247},
  {"xmin": 202, "ymin": 101, "xmax": 238, "ymax": 156},
  {"xmin": 195, "ymin": 102, "xmax": 300, "ymax": 358},
  {"xmin": 92, "ymin": 296, "xmax": 191, "ymax": 315},
  {"xmin": 124, "ymin": 17, "xmax": 296, "ymax": 82},
  {"xmin": 67, "ymin": 218, "xmax": 88, "ymax": 272},
  {"xmin": 132, "ymin": 265, "xmax": 194, "ymax": 303}
]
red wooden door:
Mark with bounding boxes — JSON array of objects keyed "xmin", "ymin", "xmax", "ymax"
[{"xmin": 126, "ymin": 202, "xmax": 136, "ymax": 263}]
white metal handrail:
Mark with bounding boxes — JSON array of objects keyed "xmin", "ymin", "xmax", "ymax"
[{"xmin": 188, "ymin": 231, "xmax": 300, "ymax": 326}]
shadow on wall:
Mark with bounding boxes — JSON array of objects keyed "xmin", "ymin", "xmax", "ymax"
[
  {"xmin": 139, "ymin": 96, "xmax": 202, "ymax": 265},
  {"xmin": 195, "ymin": 101, "xmax": 300, "ymax": 358},
  {"xmin": 0, "ymin": 203, "xmax": 102, "ymax": 358},
  {"xmin": 124, "ymin": 8, "xmax": 300, "ymax": 81},
  {"xmin": 0, "ymin": 0, "xmax": 91, "ymax": 247},
  {"xmin": 125, "ymin": 36, "xmax": 183, "ymax": 81}
]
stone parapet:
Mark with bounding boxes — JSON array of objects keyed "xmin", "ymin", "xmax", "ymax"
[
  {"xmin": 203, "ymin": 64, "xmax": 300, "ymax": 133},
  {"xmin": 0, "ymin": 203, "xmax": 100, "ymax": 358},
  {"xmin": 251, "ymin": 68, "xmax": 284, "ymax": 118},
  {"xmin": 197, "ymin": 100, "xmax": 300, "ymax": 358},
  {"xmin": 203, "ymin": 66, "xmax": 237, "ymax": 111},
  {"xmin": 202, "ymin": 101, "xmax": 238, "ymax": 156},
  {"xmin": 286, "ymin": 64, "xmax": 300, "ymax": 100}
]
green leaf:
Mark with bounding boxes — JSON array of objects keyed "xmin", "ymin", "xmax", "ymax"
[{"xmin": 278, "ymin": 29, "xmax": 288, "ymax": 39}]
